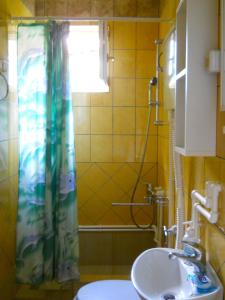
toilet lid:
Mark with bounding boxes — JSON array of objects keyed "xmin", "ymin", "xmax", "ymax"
[{"xmin": 76, "ymin": 280, "xmax": 140, "ymax": 300}]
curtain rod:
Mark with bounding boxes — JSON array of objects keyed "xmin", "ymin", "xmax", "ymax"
[
  {"xmin": 78, "ymin": 225, "xmax": 155, "ymax": 232},
  {"xmin": 10, "ymin": 16, "xmax": 173, "ymax": 23}
]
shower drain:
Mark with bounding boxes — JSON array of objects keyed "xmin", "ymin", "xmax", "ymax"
[{"xmin": 162, "ymin": 293, "xmax": 176, "ymax": 300}]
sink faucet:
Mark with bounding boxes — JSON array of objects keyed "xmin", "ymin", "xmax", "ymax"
[{"xmin": 168, "ymin": 241, "xmax": 206, "ymax": 274}]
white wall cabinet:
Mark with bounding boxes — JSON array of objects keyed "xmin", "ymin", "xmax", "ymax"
[{"xmin": 175, "ymin": 0, "xmax": 218, "ymax": 156}]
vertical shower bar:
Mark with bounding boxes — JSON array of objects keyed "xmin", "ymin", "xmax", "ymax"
[
  {"xmin": 154, "ymin": 39, "xmax": 164, "ymax": 126},
  {"xmin": 155, "ymin": 41, "xmax": 160, "ymax": 123}
]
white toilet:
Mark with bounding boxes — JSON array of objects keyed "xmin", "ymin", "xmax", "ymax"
[{"xmin": 75, "ymin": 280, "xmax": 140, "ymax": 300}]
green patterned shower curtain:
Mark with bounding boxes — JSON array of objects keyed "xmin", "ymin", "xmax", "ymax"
[{"xmin": 16, "ymin": 22, "xmax": 79, "ymax": 284}]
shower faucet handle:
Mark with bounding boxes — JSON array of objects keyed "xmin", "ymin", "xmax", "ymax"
[{"xmin": 143, "ymin": 183, "xmax": 153, "ymax": 194}]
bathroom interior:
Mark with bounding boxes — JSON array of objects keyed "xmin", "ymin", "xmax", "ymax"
[{"xmin": 0, "ymin": 0, "xmax": 225, "ymax": 299}]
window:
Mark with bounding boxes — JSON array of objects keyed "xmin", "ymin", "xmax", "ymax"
[
  {"xmin": 168, "ymin": 31, "xmax": 176, "ymax": 89},
  {"xmin": 67, "ymin": 22, "xmax": 109, "ymax": 93}
]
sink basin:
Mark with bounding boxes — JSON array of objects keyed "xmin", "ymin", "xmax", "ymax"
[{"xmin": 131, "ymin": 248, "xmax": 223, "ymax": 300}]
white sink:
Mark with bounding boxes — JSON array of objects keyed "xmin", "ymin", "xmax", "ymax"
[{"xmin": 131, "ymin": 248, "xmax": 223, "ymax": 300}]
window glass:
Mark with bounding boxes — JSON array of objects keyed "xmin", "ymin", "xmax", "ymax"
[{"xmin": 67, "ymin": 24, "xmax": 109, "ymax": 93}]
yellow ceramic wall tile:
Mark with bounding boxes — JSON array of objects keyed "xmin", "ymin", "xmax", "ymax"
[
  {"xmin": 182, "ymin": 156, "xmax": 193, "ymax": 194},
  {"xmin": 204, "ymin": 157, "xmax": 221, "ymax": 182},
  {"xmin": 75, "ymin": 135, "xmax": 91, "ymax": 162},
  {"xmin": 77, "ymin": 182, "xmax": 94, "ymax": 210},
  {"xmin": 8, "ymin": 139, "xmax": 18, "ymax": 176},
  {"xmin": 191, "ymin": 157, "xmax": 205, "ymax": 191},
  {"xmin": 76, "ymin": 162, "xmax": 92, "ymax": 178},
  {"xmin": 97, "ymin": 180, "xmax": 125, "ymax": 205},
  {"xmin": 90, "ymin": 91, "xmax": 112, "ymax": 106},
  {"xmin": 113, "ymin": 78, "xmax": 135, "ymax": 106},
  {"xmin": 136, "ymin": 50, "xmax": 156, "ymax": 78},
  {"xmin": 79, "ymin": 235, "xmax": 113, "ymax": 266},
  {"xmin": 220, "ymin": 160, "xmax": 225, "ymax": 185},
  {"xmin": 216, "ymin": 108, "xmax": 225, "ymax": 159},
  {"xmin": 157, "ymin": 165, "xmax": 168, "ymax": 191},
  {"xmin": 108, "ymin": 55, "xmax": 114, "ymax": 79},
  {"xmin": 108, "ymin": 22, "xmax": 114, "ymax": 52},
  {"xmin": 136, "ymin": 135, "xmax": 157, "ymax": 163},
  {"xmin": 136, "ymin": 107, "xmax": 157, "ymax": 135},
  {"xmin": 136, "ymin": 78, "xmax": 152, "ymax": 106},
  {"xmin": 160, "ymin": 0, "xmax": 178, "ymax": 19},
  {"xmin": 141, "ymin": 163, "xmax": 158, "ymax": 186},
  {"xmin": 97, "ymin": 162, "xmax": 123, "ymax": 177},
  {"xmin": 183, "ymin": 191, "xmax": 192, "ymax": 220},
  {"xmin": 67, "ymin": 0, "xmax": 91, "ymax": 17},
  {"xmin": 91, "ymin": 107, "xmax": 112, "ymax": 134},
  {"xmin": 81, "ymin": 194, "xmax": 109, "ymax": 224},
  {"xmin": 0, "ymin": 262, "xmax": 14, "ymax": 296},
  {"xmin": 98, "ymin": 209, "xmax": 125, "ymax": 225},
  {"xmin": 111, "ymin": 204, "xmax": 132, "ymax": 224},
  {"xmin": 72, "ymin": 93, "xmax": 90, "ymax": 106},
  {"xmin": 114, "ymin": 22, "xmax": 136, "ymax": 49},
  {"xmin": 15, "ymin": 288, "xmax": 46, "ymax": 299},
  {"xmin": 111, "ymin": 164, "xmax": 137, "ymax": 192},
  {"xmin": 158, "ymin": 136, "xmax": 169, "ymax": 174},
  {"xmin": 113, "ymin": 232, "xmax": 156, "ymax": 266},
  {"xmin": 136, "ymin": 23, "xmax": 159, "ymax": 50},
  {"xmin": 114, "ymin": 0, "xmax": 137, "ymax": 17},
  {"xmin": 113, "ymin": 135, "xmax": 135, "ymax": 162},
  {"xmin": 81, "ymin": 164, "xmax": 109, "ymax": 192},
  {"xmin": 205, "ymin": 224, "xmax": 225, "ymax": 287},
  {"xmin": 91, "ymin": 0, "xmax": 113, "ymax": 17},
  {"xmin": 78, "ymin": 209, "xmax": 93, "ymax": 225},
  {"xmin": 74, "ymin": 107, "xmax": 90, "ymax": 134},
  {"xmin": 158, "ymin": 110, "xmax": 169, "ymax": 138},
  {"xmin": 133, "ymin": 208, "xmax": 153, "ymax": 225},
  {"xmin": 113, "ymin": 107, "xmax": 135, "ymax": 134},
  {"xmin": 91, "ymin": 135, "xmax": 113, "ymax": 162},
  {"xmin": 113, "ymin": 50, "xmax": 136, "ymax": 78},
  {"xmin": 0, "ymin": 26, "xmax": 7, "ymax": 59}
]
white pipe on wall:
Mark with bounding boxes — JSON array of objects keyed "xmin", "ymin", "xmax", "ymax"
[
  {"xmin": 195, "ymin": 203, "xmax": 213, "ymax": 221},
  {"xmin": 78, "ymin": 225, "xmax": 155, "ymax": 232},
  {"xmin": 167, "ymin": 111, "xmax": 175, "ymax": 247},
  {"xmin": 171, "ymin": 112, "xmax": 185, "ymax": 249},
  {"xmin": 184, "ymin": 184, "xmax": 221, "ymax": 243},
  {"xmin": 192, "ymin": 190, "xmax": 207, "ymax": 207}
]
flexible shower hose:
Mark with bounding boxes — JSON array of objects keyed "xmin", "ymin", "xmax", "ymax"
[{"xmin": 129, "ymin": 103, "xmax": 156, "ymax": 229}]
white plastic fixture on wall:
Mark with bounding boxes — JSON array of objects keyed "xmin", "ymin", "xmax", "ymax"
[
  {"xmin": 221, "ymin": 0, "xmax": 225, "ymax": 110},
  {"xmin": 183, "ymin": 182, "xmax": 221, "ymax": 243}
]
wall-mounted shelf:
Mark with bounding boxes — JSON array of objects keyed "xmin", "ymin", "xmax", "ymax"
[{"xmin": 175, "ymin": 0, "xmax": 218, "ymax": 156}]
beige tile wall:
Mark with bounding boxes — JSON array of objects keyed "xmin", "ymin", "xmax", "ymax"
[{"xmin": 35, "ymin": 0, "xmax": 160, "ymax": 17}]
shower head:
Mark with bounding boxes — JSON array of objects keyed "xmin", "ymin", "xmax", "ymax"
[
  {"xmin": 154, "ymin": 39, "xmax": 163, "ymax": 45},
  {"xmin": 150, "ymin": 77, "xmax": 157, "ymax": 86}
]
